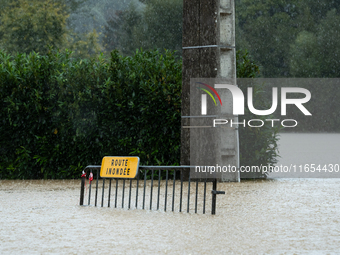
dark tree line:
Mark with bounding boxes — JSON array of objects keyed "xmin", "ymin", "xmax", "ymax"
[
  {"xmin": 103, "ymin": 0, "xmax": 340, "ymax": 78},
  {"xmin": 1, "ymin": 0, "xmax": 339, "ymax": 77}
]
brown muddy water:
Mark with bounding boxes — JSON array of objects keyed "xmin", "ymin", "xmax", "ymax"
[{"xmin": 1, "ymin": 133, "xmax": 340, "ymax": 254}]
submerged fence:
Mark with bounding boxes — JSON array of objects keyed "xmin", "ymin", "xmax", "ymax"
[{"xmin": 80, "ymin": 166, "xmax": 225, "ymax": 215}]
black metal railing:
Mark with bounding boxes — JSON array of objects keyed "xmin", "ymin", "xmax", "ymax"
[{"xmin": 80, "ymin": 165, "xmax": 224, "ymax": 215}]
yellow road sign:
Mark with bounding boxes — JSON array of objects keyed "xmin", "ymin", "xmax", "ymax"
[{"xmin": 100, "ymin": 156, "xmax": 139, "ymax": 178}]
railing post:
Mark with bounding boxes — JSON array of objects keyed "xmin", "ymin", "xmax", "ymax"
[
  {"xmin": 88, "ymin": 171, "xmax": 92, "ymax": 205},
  {"xmin": 80, "ymin": 173, "xmax": 86, "ymax": 205},
  {"xmin": 211, "ymin": 178, "xmax": 225, "ymax": 215},
  {"xmin": 211, "ymin": 179, "xmax": 217, "ymax": 215},
  {"xmin": 95, "ymin": 168, "xmax": 99, "ymax": 206}
]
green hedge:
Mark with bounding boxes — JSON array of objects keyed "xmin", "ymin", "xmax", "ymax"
[
  {"xmin": 0, "ymin": 49, "xmax": 181, "ymax": 179},
  {"xmin": 0, "ymin": 49, "xmax": 279, "ymax": 179}
]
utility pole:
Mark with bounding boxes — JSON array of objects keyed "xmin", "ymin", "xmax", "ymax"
[{"xmin": 182, "ymin": 0, "xmax": 239, "ymax": 181}]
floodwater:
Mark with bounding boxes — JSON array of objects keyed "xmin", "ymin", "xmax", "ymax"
[{"xmin": 1, "ymin": 133, "xmax": 340, "ymax": 254}]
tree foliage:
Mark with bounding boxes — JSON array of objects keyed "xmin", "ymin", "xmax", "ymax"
[
  {"xmin": 103, "ymin": 0, "xmax": 340, "ymax": 77},
  {"xmin": 0, "ymin": 0, "xmax": 69, "ymax": 55},
  {"xmin": 236, "ymin": 0, "xmax": 340, "ymax": 77},
  {"xmin": 103, "ymin": 3, "xmax": 143, "ymax": 55},
  {"xmin": 0, "ymin": 0, "xmax": 103, "ymax": 58},
  {"xmin": 103, "ymin": 0, "xmax": 182, "ymax": 56},
  {"xmin": 1, "ymin": 0, "xmax": 339, "ymax": 77}
]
